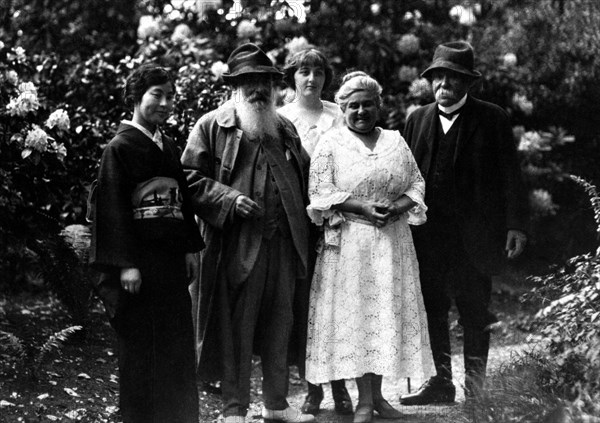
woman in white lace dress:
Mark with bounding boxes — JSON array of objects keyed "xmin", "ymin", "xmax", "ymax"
[
  {"xmin": 278, "ymin": 49, "xmax": 353, "ymax": 416},
  {"xmin": 305, "ymin": 71, "xmax": 435, "ymax": 423}
]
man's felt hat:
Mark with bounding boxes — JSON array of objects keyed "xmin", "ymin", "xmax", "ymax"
[
  {"xmin": 421, "ymin": 41, "xmax": 482, "ymax": 79},
  {"xmin": 222, "ymin": 43, "xmax": 283, "ymax": 82}
]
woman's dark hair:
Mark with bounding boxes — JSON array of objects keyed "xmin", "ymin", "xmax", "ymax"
[
  {"xmin": 123, "ymin": 64, "xmax": 175, "ymax": 107},
  {"xmin": 283, "ymin": 48, "xmax": 333, "ymax": 91}
]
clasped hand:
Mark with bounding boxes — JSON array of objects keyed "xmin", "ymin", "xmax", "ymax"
[{"xmin": 361, "ymin": 199, "xmax": 399, "ymax": 228}]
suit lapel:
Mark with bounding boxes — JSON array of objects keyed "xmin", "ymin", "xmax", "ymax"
[
  {"xmin": 418, "ymin": 104, "xmax": 439, "ymax": 178},
  {"xmin": 454, "ymin": 96, "xmax": 480, "ymax": 163}
]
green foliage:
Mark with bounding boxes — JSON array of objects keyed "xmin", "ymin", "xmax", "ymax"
[
  {"xmin": 468, "ymin": 350, "xmax": 600, "ymax": 421},
  {"xmin": 0, "ymin": 325, "xmax": 83, "ymax": 381},
  {"xmin": 523, "ymin": 176, "xmax": 600, "ymax": 412}
]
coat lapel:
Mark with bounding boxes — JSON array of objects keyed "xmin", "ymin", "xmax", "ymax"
[{"xmin": 454, "ymin": 96, "xmax": 480, "ymax": 163}]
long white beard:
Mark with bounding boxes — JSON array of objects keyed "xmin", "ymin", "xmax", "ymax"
[{"xmin": 234, "ymin": 98, "xmax": 279, "ymax": 140}]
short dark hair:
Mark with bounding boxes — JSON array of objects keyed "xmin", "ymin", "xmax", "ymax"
[
  {"xmin": 283, "ymin": 48, "xmax": 333, "ymax": 91},
  {"xmin": 123, "ymin": 63, "xmax": 175, "ymax": 107}
]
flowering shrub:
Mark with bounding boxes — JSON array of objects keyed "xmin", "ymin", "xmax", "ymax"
[
  {"xmin": 0, "ymin": 43, "xmax": 73, "ymax": 289},
  {"xmin": 523, "ymin": 176, "xmax": 600, "ymax": 412}
]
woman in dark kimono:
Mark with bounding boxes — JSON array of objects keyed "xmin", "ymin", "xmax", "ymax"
[{"xmin": 90, "ymin": 64, "xmax": 204, "ymax": 423}]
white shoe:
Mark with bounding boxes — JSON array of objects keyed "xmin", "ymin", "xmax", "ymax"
[
  {"xmin": 223, "ymin": 415, "xmax": 246, "ymax": 423},
  {"xmin": 262, "ymin": 406, "xmax": 316, "ymax": 423}
]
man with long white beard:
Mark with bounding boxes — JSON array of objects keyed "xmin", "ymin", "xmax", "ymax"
[{"xmin": 181, "ymin": 43, "xmax": 314, "ymax": 423}]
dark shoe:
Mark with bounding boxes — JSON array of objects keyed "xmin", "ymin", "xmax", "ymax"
[
  {"xmin": 399, "ymin": 376, "xmax": 456, "ymax": 405},
  {"xmin": 331, "ymin": 380, "xmax": 353, "ymax": 415},
  {"xmin": 373, "ymin": 399, "xmax": 402, "ymax": 419},
  {"xmin": 352, "ymin": 405, "xmax": 373, "ymax": 423},
  {"xmin": 301, "ymin": 383, "xmax": 323, "ymax": 415}
]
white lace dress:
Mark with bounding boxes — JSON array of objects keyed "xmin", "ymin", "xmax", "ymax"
[
  {"xmin": 304, "ymin": 127, "xmax": 435, "ymax": 384},
  {"xmin": 278, "ymin": 100, "xmax": 342, "ymax": 157}
]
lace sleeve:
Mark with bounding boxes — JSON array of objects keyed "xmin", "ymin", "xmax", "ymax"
[
  {"xmin": 399, "ymin": 138, "xmax": 428, "ymax": 225},
  {"xmin": 306, "ymin": 138, "xmax": 351, "ymax": 226}
]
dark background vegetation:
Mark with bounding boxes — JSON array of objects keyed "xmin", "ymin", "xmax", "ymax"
[{"xmin": 1, "ymin": 0, "xmax": 600, "ymax": 421}]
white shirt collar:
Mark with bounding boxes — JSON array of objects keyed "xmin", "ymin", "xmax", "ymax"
[{"xmin": 438, "ymin": 94, "xmax": 467, "ymax": 115}]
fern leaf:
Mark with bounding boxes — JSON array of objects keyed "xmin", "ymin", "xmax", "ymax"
[
  {"xmin": 569, "ymin": 174, "xmax": 600, "ymax": 237},
  {"xmin": 35, "ymin": 325, "xmax": 83, "ymax": 369}
]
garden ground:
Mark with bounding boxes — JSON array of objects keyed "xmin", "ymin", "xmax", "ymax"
[{"xmin": 0, "ymin": 275, "xmax": 536, "ymax": 423}]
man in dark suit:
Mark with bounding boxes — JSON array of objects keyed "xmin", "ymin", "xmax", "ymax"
[{"xmin": 399, "ymin": 41, "xmax": 528, "ymax": 405}]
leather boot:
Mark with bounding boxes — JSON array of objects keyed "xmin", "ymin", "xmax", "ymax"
[
  {"xmin": 330, "ymin": 379, "xmax": 353, "ymax": 415},
  {"xmin": 463, "ymin": 326, "xmax": 490, "ymax": 400},
  {"xmin": 354, "ymin": 374, "xmax": 374, "ymax": 423},
  {"xmin": 399, "ymin": 316, "xmax": 455, "ymax": 405},
  {"xmin": 371, "ymin": 374, "xmax": 402, "ymax": 419},
  {"xmin": 301, "ymin": 383, "xmax": 323, "ymax": 415}
]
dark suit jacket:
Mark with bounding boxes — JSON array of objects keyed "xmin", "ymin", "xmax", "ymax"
[{"xmin": 404, "ymin": 95, "xmax": 528, "ymax": 275}]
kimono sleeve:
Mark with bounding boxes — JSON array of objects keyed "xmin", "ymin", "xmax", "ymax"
[{"xmin": 90, "ymin": 141, "xmax": 137, "ymax": 271}]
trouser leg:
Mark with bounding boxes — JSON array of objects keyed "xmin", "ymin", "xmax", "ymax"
[
  {"xmin": 426, "ymin": 315, "xmax": 452, "ymax": 381},
  {"xmin": 463, "ymin": 327, "xmax": 490, "ymax": 398},
  {"xmin": 453, "ymin": 246, "xmax": 494, "ymax": 398},
  {"xmin": 258, "ymin": 232, "xmax": 295, "ymax": 410},
  {"xmin": 221, "ymin": 244, "xmax": 268, "ymax": 417},
  {"xmin": 412, "ymin": 223, "xmax": 454, "ymax": 382}
]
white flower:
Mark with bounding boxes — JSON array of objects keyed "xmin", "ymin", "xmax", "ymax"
[
  {"xmin": 0, "ymin": 41, "xmax": 4, "ymax": 50},
  {"xmin": 370, "ymin": 3, "xmax": 381, "ymax": 15},
  {"xmin": 285, "ymin": 36, "xmax": 311, "ymax": 56},
  {"xmin": 14, "ymin": 46, "xmax": 26, "ymax": 61},
  {"xmin": 5, "ymin": 70, "xmax": 18, "ymax": 85},
  {"xmin": 45, "ymin": 109, "xmax": 71, "ymax": 132},
  {"xmin": 137, "ymin": 15, "xmax": 161, "ymax": 40},
  {"xmin": 398, "ymin": 65, "xmax": 418, "ymax": 82},
  {"xmin": 210, "ymin": 61, "xmax": 228, "ymax": 80},
  {"xmin": 24, "ymin": 125, "xmax": 49, "ymax": 153},
  {"xmin": 236, "ymin": 20, "xmax": 260, "ymax": 40},
  {"xmin": 396, "ymin": 34, "xmax": 420, "ymax": 56},
  {"xmin": 530, "ymin": 189, "xmax": 559, "ymax": 217},
  {"xmin": 6, "ymin": 82, "xmax": 40, "ymax": 116},
  {"xmin": 171, "ymin": 23, "xmax": 192, "ymax": 44},
  {"xmin": 408, "ymin": 78, "xmax": 432, "ymax": 99},
  {"xmin": 266, "ymin": 49, "xmax": 279, "ymax": 65},
  {"xmin": 449, "ymin": 5, "xmax": 477, "ymax": 26},
  {"xmin": 50, "ymin": 141, "xmax": 67, "ymax": 160},
  {"xmin": 503, "ymin": 53, "xmax": 517, "ymax": 67},
  {"xmin": 512, "ymin": 93, "xmax": 533, "ymax": 115},
  {"xmin": 403, "ymin": 11, "xmax": 414, "ymax": 21},
  {"xmin": 518, "ymin": 131, "xmax": 549, "ymax": 152}
]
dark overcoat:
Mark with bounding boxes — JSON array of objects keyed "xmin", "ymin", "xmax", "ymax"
[
  {"xmin": 180, "ymin": 100, "xmax": 311, "ymax": 380},
  {"xmin": 404, "ymin": 95, "xmax": 528, "ymax": 275}
]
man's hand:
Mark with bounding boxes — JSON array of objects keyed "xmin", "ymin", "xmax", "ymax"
[
  {"xmin": 120, "ymin": 267, "xmax": 142, "ymax": 294},
  {"xmin": 185, "ymin": 253, "xmax": 199, "ymax": 282},
  {"xmin": 234, "ymin": 195, "xmax": 264, "ymax": 219},
  {"xmin": 505, "ymin": 229, "xmax": 527, "ymax": 259}
]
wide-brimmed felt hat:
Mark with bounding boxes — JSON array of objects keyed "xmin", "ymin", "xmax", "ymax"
[
  {"xmin": 421, "ymin": 41, "xmax": 481, "ymax": 79},
  {"xmin": 222, "ymin": 43, "xmax": 283, "ymax": 82}
]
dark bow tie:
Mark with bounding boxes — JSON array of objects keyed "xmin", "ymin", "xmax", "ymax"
[{"xmin": 438, "ymin": 107, "xmax": 463, "ymax": 120}]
